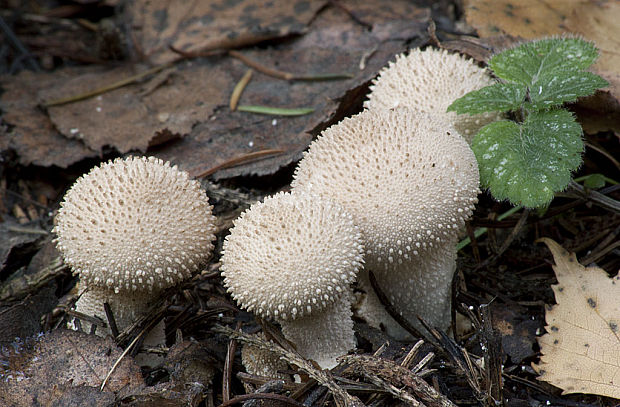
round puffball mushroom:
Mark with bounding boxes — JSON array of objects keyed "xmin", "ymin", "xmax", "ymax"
[
  {"xmin": 364, "ymin": 47, "xmax": 501, "ymax": 143},
  {"xmin": 54, "ymin": 156, "xmax": 216, "ymax": 362},
  {"xmin": 292, "ymin": 108, "xmax": 479, "ymax": 337},
  {"xmin": 221, "ymin": 191, "xmax": 364, "ymax": 369}
]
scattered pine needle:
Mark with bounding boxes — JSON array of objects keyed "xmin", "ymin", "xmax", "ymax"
[
  {"xmin": 191, "ymin": 149, "xmax": 286, "ymax": 178},
  {"xmin": 229, "ymin": 50, "xmax": 353, "ymax": 81},
  {"xmin": 43, "ymin": 63, "xmax": 174, "ymax": 107},
  {"xmin": 237, "ymin": 105, "xmax": 314, "ymax": 116},
  {"xmin": 230, "ymin": 69, "xmax": 253, "ymax": 111}
]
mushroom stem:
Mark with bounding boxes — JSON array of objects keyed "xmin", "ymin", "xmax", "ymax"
[
  {"xmin": 365, "ymin": 242, "xmax": 457, "ymax": 338},
  {"xmin": 280, "ymin": 291, "xmax": 356, "ymax": 370},
  {"xmin": 72, "ymin": 286, "xmax": 166, "ymax": 366}
]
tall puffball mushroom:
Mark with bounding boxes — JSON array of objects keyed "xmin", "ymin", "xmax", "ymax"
[
  {"xmin": 221, "ymin": 191, "xmax": 364, "ymax": 369},
  {"xmin": 364, "ymin": 47, "xmax": 500, "ymax": 143},
  {"xmin": 292, "ymin": 108, "xmax": 479, "ymax": 338},
  {"xmin": 54, "ymin": 156, "xmax": 216, "ymax": 363}
]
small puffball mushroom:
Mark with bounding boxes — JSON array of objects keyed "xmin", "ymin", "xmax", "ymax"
[
  {"xmin": 364, "ymin": 47, "xmax": 501, "ymax": 143},
  {"xmin": 54, "ymin": 156, "xmax": 216, "ymax": 363},
  {"xmin": 292, "ymin": 108, "xmax": 479, "ymax": 337},
  {"xmin": 241, "ymin": 333, "xmax": 290, "ymax": 381},
  {"xmin": 221, "ymin": 191, "xmax": 364, "ymax": 369}
]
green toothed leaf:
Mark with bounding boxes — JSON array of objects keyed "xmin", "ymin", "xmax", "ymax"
[
  {"xmin": 472, "ymin": 110, "xmax": 583, "ymax": 207},
  {"xmin": 529, "ymin": 70, "xmax": 609, "ymax": 109},
  {"xmin": 447, "ymin": 82, "xmax": 527, "ymax": 114},
  {"xmin": 489, "ymin": 37, "xmax": 600, "ymax": 85}
]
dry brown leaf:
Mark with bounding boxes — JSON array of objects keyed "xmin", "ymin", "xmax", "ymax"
[
  {"xmin": 128, "ymin": 0, "xmax": 327, "ymax": 64},
  {"xmin": 0, "ymin": 0, "xmax": 430, "ymax": 178},
  {"xmin": 462, "ymin": 0, "xmax": 620, "ymax": 100},
  {"xmin": 0, "ymin": 69, "xmax": 96, "ymax": 168},
  {"xmin": 0, "ymin": 329, "xmax": 144, "ymax": 406},
  {"xmin": 533, "ymin": 238, "xmax": 620, "ymax": 399}
]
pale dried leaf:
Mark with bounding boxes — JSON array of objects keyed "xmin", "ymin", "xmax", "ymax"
[
  {"xmin": 533, "ymin": 238, "xmax": 620, "ymax": 398},
  {"xmin": 462, "ymin": 0, "xmax": 620, "ymax": 100}
]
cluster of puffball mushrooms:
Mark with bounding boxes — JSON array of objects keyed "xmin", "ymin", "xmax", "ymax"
[{"xmin": 53, "ymin": 47, "xmax": 494, "ymax": 371}]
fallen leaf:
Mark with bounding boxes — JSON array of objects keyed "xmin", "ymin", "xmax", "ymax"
[
  {"xmin": 532, "ymin": 238, "xmax": 620, "ymax": 399},
  {"xmin": 0, "ymin": 1, "xmax": 431, "ymax": 178},
  {"xmin": 128, "ymin": 0, "xmax": 328, "ymax": 64},
  {"xmin": 0, "ymin": 70, "xmax": 96, "ymax": 168},
  {"xmin": 462, "ymin": 0, "xmax": 620, "ymax": 102},
  {"xmin": 491, "ymin": 305, "xmax": 538, "ymax": 365},
  {"xmin": 155, "ymin": 1, "xmax": 431, "ymax": 179},
  {"xmin": 0, "ymin": 329, "xmax": 144, "ymax": 406}
]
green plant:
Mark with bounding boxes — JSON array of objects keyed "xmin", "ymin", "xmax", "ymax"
[{"xmin": 447, "ymin": 37, "xmax": 608, "ymax": 208}]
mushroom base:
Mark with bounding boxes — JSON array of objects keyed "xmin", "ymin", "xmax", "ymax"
[
  {"xmin": 279, "ymin": 291, "xmax": 356, "ymax": 370},
  {"xmin": 70, "ymin": 286, "xmax": 166, "ymax": 367},
  {"xmin": 356, "ymin": 244, "xmax": 457, "ymax": 340}
]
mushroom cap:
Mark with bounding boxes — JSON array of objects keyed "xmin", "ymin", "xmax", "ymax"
[
  {"xmin": 292, "ymin": 108, "xmax": 479, "ymax": 272},
  {"xmin": 54, "ymin": 156, "xmax": 216, "ymax": 293},
  {"xmin": 221, "ymin": 191, "xmax": 364, "ymax": 321},
  {"xmin": 364, "ymin": 47, "xmax": 501, "ymax": 143}
]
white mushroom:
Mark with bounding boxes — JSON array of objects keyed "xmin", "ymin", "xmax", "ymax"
[
  {"xmin": 292, "ymin": 108, "xmax": 479, "ymax": 338},
  {"xmin": 221, "ymin": 191, "xmax": 364, "ymax": 369},
  {"xmin": 54, "ymin": 156, "xmax": 216, "ymax": 364},
  {"xmin": 365, "ymin": 47, "xmax": 501, "ymax": 143}
]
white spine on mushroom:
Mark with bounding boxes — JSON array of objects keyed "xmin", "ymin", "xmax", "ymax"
[
  {"xmin": 292, "ymin": 109, "xmax": 479, "ymax": 338},
  {"xmin": 221, "ymin": 191, "xmax": 364, "ymax": 369},
  {"xmin": 364, "ymin": 47, "xmax": 501, "ymax": 144}
]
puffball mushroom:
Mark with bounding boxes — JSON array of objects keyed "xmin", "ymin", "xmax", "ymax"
[
  {"xmin": 364, "ymin": 47, "xmax": 500, "ymax": 143},
  {"xmin": 221, "ymin": 191, "xmax": 364, "ymax": 369},
  {"xmin": 54, "ymin": 156, "xmax": 216, "ymax": 362},
  {"xmin": 292, "ymin": 108, "xmax": 479, "ymax": 338}
]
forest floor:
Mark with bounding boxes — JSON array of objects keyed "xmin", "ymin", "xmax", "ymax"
[{"xmin": 0, "ymin": 0, "xmax": 619, "ymax": 406}]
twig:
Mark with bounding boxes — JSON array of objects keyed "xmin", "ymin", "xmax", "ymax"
[
  {"xmin": 220, "ymin": 393, "xmax": 304, "ymax": 407},
  {"xmin": 0, "ymin": 15, "xmax": 40, "ymax": 72},
  {"xmin": 565, "ymin": 180, "xmax": 620, "ymax": 214},
  {"xmin": 103, "ymin": 302, "xmax": 120, "ymax": 339},
  {"xmin": 242, "ymin": 380, "xmax": 289, "ymax": 407},
  {"xmin": 368, "ymin": 270, "xmax": 432, "ymax": 343},
  {"xmin": 229, "ymin": 50, "xmax": 353, "ymax": 81},
  {"xmin": 215, "ymin": 326, "xmax": 364, "ymax": 407},
  {"xmin": 585, "ymin": 141, "xmax": 620, "ymax": 171},
  {"xmin": 43, "ymin": 62, "xmax": 174, "ymax": 107},
  {"xmin": 6, "ymin": 226, "xmax": 48, "ymax": 235},
  {"xmin": 342, "ymin": 355, "xmax": 458, "ymax": 407},
  {"xmin": 230, "ymin": 69, "xmax": 253, "ymax": 111},
  {"xmin": 223, "ymin": 322, "xmax": 242, "ymax": 402},
  {"xmin": 100, "ymin": 319, "xmax": 155, "ymax": 391},
  {"xmin": 190, "ymin": 149, "xmax": 285, "ymax": 178}
]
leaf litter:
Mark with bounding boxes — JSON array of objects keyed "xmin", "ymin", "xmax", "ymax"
[{"xmin": 0, "ymin": 0, "xmax": 619, "ymax": 406}]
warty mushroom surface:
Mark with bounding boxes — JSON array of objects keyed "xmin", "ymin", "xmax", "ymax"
[
  {"xmin": 54, "ymin": 156, "xmax": 216, "ymax": 363},
  {"xmin": 364, "ymin": 47, "xmax": 501, "ymax": 143},
  {"xmin": 221, "ymin": 190, "xmax": 364, "ymax": 369},
  {"xmin": 292, "ymin": 108, "xmax": 479, "ymax": 338}
]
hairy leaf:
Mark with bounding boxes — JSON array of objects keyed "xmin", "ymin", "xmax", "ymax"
[
  {"xmin": 447, "ymin": 82, "xmax": 526, "ymax": 114},
  {"xmin": 529, "ymin": 70, "xmax": 609, "ymax": 109},
  {"xmin": 473, "ymin": 110, "xmax": 583, "ymax": 207},
  {"xmin": 489, "ymin": 37, "xmax": 600, "ymax": 85}
]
